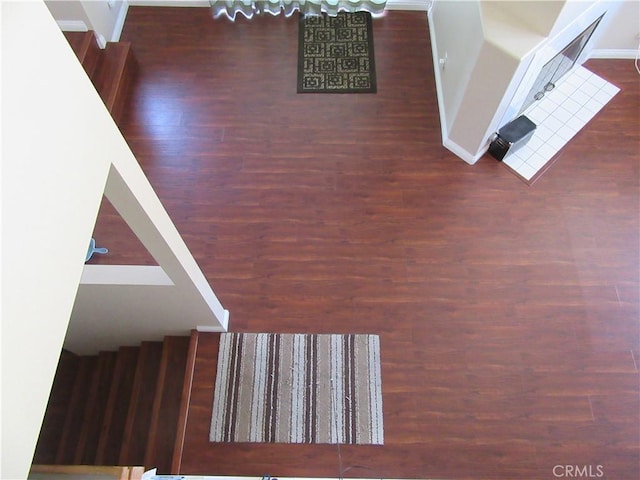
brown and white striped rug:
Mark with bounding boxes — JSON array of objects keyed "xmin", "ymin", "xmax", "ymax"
[{"xmin": 209, "ymin": 333, "xmax": 383, "ymax": 445}]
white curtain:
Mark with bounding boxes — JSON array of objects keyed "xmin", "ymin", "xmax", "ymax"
[{"xmin": 210, "ymin": 0, "xmax": 387, "ymax": 20}]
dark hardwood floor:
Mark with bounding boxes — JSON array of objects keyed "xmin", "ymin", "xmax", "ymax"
[{"xmin": 95, "ymin": 7, "xmax": 639, "ymax": 479}]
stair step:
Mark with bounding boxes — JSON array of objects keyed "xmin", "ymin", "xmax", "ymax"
[
  {"xmin": 144, "ymin": 336, "xmax": 191, "ymax": 474},
  {"xmin": 55, "ymin": 355, "xmax": 98, "ymax": 464},
  {"xmin": 33, "ymin": 351, "xmax": 79, "ymax": 465},
  {"xmin": 63, "ymin": 31, "xmax": 101, "ymax": 78},
  {"xmin": 34, "ymin": 334, "xmax": 193, "ymax": 472},
  {"xmin": 93, "ymin": 41, "xmax": 137, "ymax": 125},
  {"xmin": 62, "ymin": 31, "xmax": 137, "ymax": 126},
  {"xmin": 119, "ymin": 341, "xmax": 164, "ymax": 466},
  {"xmin": 171, "ymin": 330, "xmax": 199, "ymax": 473},
  {"xmin": 75, "ymin": 351, "xmax": 117, "ymax": 464},
  {"xmin": 96, "ymin": 346, "xmax": 140, "ymax": 465}
]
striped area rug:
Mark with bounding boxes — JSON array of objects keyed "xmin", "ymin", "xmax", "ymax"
[{"xmin": 209, "ymin": 333, "xmax": 383, "ymax": 445}]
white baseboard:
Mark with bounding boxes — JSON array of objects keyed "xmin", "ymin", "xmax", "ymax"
[
  {"xmin": 56, "ymin": 20, "xmax": 88, "ymax": 32},
  {"xmin": 196, "ymin": 324, "xmax": 228, "ymax": 332},
  {"xmin": 590, "ymin": 48, "xmax": 637, "ymax": 59},
  {"xmin": 443, "ymin": 138, "xmax": 485, "ymax": 165},
  {"xmin": 95, "ymin": 33, "xmax": 107, "ymax": 49},
  {"xmin": 386, "ymin": 0, "xmax": 429, "ymax": 10}
]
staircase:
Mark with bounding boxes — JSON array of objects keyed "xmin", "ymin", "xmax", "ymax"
[
  {"xmin": 30, "ymin": 29, "xmax": 196, "ymax": 476},
  {"xmin": 33, "ymin": 332, "xmax": 198, "ymax": 474},
  {"xmin": 63, "ymin": 30, "xmax": 137, "ymax": 126},
  {"xmin": 31, "ymin": 30, "xmax": 192, "ymax": 474}
]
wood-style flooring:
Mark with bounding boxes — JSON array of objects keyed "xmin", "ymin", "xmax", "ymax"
[{"xmin": 94, "ymin": 7, "xmax": 639, "ymax": 480}]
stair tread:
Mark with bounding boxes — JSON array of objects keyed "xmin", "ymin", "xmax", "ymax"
[
  {"xmin": 119, "ymin": 341, "xmax": 164, "ymax": 466},
  {"xmin": 62, "ymin": 30, "xmax": 136, "ymax": 125},
  {"xmin": 33, "ymin": 352, "xmax": 80, "ymax": 465},
  {"xmin": 35, "ymin": 335, "xmax": 191, "ymax": 472},
  {"xmin": 75, "ymin": 351, "xmax": 118, "ymax": 464},
  {"xmin": 144, "ymin": 336, "xmax": 191, "ymax": 474},
  {"xmin": 93, "ymin": 42, "xmax": 133, "ymax": 110},
  {"xmin": 55, "ymin": 356, "xmax": 98, "ymax": 464},
  {"xmin": 96, "ymin": 346, "xmax": 140, "ymax": 465},
  {"xmin": 63, "ymin": 31, "xmax": 92, "ymax": 62},
  {"xmin": 63, "ymin": 31, "xmax": 101, "ymax": 78}
]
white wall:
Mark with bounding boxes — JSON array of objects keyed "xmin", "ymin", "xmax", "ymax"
[
  {"xmin": 44, "ymin": 0, "xmax": 91, "ymax": 29},
  {"xmin": 428, "ymin": 0, "xmax": 623, "ymax": 164},
  {"xmin": 593, "ymin": 0, "xmax": 640, "ymax": 57},
  {"xmin": 429, "ymin": 0, "xmax": 546, "ymax": 163},
  {"xmin": 2, "ymin": 2, "xmax": 113, "ymax": 478},
  {"xmin": 68, "ymin": 156, "xmax": 230, "ymax": 355},
  {"xmin": 487, "ymin": 0, "xmax": 565, "ymax": 37},
  {"xmin": 80, "ymin": 0, "xmax": 128, "ymax": 44},
  {"xmin": 429, "ymin": 0, "xmax": 484, "ymax": 133},
  {"xmin": 446, "ymin": 39, "xmax": 521, "ymax": 158},
  {"xmin": 45, "ymin": 0, "xmax": 128, "ymax": 44},
  {"xmin": 70, "ymin": 280, "xmax": 227, "ymax": 354}
]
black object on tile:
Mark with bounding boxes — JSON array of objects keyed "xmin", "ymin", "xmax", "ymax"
[{"xmin": 489, "ymin": 115, "xmax": 537, "ymax": 161}]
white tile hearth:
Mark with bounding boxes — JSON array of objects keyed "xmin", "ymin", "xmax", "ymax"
[{"xmin": 502, "ymin": 65, "xmax": 619, "ymax": 182}]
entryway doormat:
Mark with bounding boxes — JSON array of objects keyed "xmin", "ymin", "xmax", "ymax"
[
  {"xmin": 209, "ymin": 333, "xmax": 384, "ymax": 444},
  {"xmin": 297, "ymin": 11, "xmax": 377, "ymax": 93}
]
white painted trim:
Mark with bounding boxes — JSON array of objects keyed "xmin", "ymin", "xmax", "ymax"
[
  {"xmin": 590, "ymin": 48, "xmax": 637, "ymax": 59},
  {"xmin": 56, "ymin": 20, "xmax": 88, "ymax": 32},
  {"xmin": 386, "ymin": 0, "xmax": 428, "ymax": 10},
  {"xmin": 427, "ymin": 8, "xmax": 462, "ymax": 165},
  {"xmin": 81, "ymin": 264, "xmax": 174, "ymax": 286},
  {"xmin": 102, "ymin": 156, "xmax": 230, "ymax": 331},
  {"xmin": 426, "ymin": 10, "xmax": 445, "ymax": 142},
  {"xmin": 197, "ymin": 309, "xmax": 230, "ymax": 332},
  {"xmin": 95, "ymin": 32, "xmax": 107, "ymax": 48},
  {"xmin": 428, "ymin": 6, "xmax": 483, "ymax": 166},
  {"xmin": 111, "ymin": 0, "xmax": 130, "ymax": 42},
  {"xmin": 443, "ymin": 137, "xmax": 485, "ymax": 165}
]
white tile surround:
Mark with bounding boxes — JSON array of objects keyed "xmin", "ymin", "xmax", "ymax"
[{"xmin": 501, "ymin": 65, "xmax": 620, "ymax": 182}]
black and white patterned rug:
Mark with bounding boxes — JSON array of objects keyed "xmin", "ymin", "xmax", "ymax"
[{"xmin": 297, "ymin": 11, "xmax": 377, "ymax": 93}]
